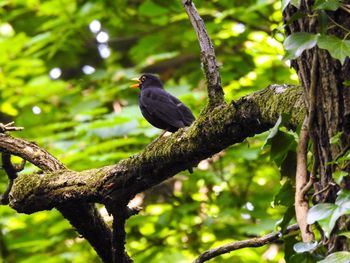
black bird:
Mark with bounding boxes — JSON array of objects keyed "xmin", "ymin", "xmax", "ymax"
[{"xmin": 131, "ymin": 74, "xmax": 195, "ymax": 133}]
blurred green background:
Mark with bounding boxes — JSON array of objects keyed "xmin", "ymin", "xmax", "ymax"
[{"xmin": 0, "ymin": 0, "xmax": 299, "ymax": 262}]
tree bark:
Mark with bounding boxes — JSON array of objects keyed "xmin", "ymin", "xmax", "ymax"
[{"xmin": 284, "ymin": 0, "xmax": 350, "ymax": 252}]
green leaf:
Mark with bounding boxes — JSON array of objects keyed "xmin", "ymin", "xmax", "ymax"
[
  {"xmin": 290, "ymin": 252, "xmax": 317, "ymax": 263},
  {"xmin": 282, "ymin": 0, "xmax": 291, "ymax": 10},
  {"xmin": 291, "ymin": 0, "xmax": 302, "ymax": 8},
  {"xmin": 313, "ymin": 0, "xmax": 340, "ymax": 11},
  {"xmin": 317, "ymin": 35, "xmax": 350, "ymax": 64},
  {"xmin": 274, "ymin": 180, "xmax": 295, "ymax": 206},
  {"xmin": 335, "ymin": 189, "xmax": 350, "ymax": 208},
  {"xmin": 318, "ymin": 251, "xmax": 350, "ymax": 263},
  {"xmin": 330, "ymin": 131, "xmax": 343, "ymax": 145},
  {"xmin": 333, "ymin": 170, "xmax": 348, "ymax": 184},
  {"xmin": 280, "ymin": 150, "xmax": 297, "ymax": 178},
  {"xmin": 139, "ymin": 1, "xmax": 168, "ymax": 17},
  {"xmin": 307, "ymin": 203, "xmax": 337, "ymax": 224},
  {"xmin": 277, "ymin": 205, "xmax": 295, "ymax": 232},
  {"xmin": 284, "ymin": 33, "xmax": 319, "ymax": 60},
  {"xmin": 293, "ymin": 241, "xmax": 318, "ymax": 253}
]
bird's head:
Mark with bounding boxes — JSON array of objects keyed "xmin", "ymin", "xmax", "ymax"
[{"xmin": 130, "ymin": 74, "xmax": 163, "ymax": 90}]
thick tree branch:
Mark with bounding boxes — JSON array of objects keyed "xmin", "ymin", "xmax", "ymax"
[
  {"xmin": 1, "ymin": 84, "xmax": 304, "ymax": 214},
  {"xmin": 193, "ymin": 224, "xmax": 299, "ymax": 263},
  {"xmin": 182, "ymin": 0, "xmax": 224, "ymax": 106},
  {"xmin": 0, "ymin": 129, "xmax": 113, "ymax": 262}
]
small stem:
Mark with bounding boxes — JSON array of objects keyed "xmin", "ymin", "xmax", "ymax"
[{"xmin": 194, "ymin": 224, "xmax": 299, "ymax": 263}]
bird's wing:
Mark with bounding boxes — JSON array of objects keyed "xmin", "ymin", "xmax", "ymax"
[
  {"xmin": 140, "ymin": 88, "xmax": 192, "ymax": 129},
  {"xmin": 169, "ymin": 95, "xmax": 195, "ymax": 126}
]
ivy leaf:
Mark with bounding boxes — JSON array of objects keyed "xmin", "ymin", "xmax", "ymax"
[
  {"xmin": 282, "ymin": 0, "xmax": 301, "ymax": 11},
  {"xmin": 293, "ymin": 241, "xmax": 318, "ymax": 253},
  {"xmin": 333, "ymin": 170, "xmax": 348, "ymax": 184},
  {"xmin": 307, "ymin": 203, "xmax": 336, "ymax": 224},
  {"xmin": 317, "ymin": 35, "xmax": 350, "ymax": 64},
  {"xmin": 318, "ymin": 251, "xmax": 350, "ymax": 263},
  {"xmin": 274, "ymin": 180, "xmax": 295, "ymax": 206},
  {"xmin": 335, "ymin": 190, "xmax": 350, "ymax": 207},
  {"xmin": 284, "ymin": 33, "xmax": 319, "ymax": 60},
  {"xmin": 289, "ymin": 252, "xmax": 317, "ymax": 263},
  {"xmin": 277, "ymin": 205, "xmax": 295, "ymax": 232},
  {"xmin": 313, "ymin": 0, "xmax": 341, "ymax": 11}
]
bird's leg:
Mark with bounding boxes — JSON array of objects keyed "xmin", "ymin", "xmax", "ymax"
[
  {"xmin": 149, "ymin": 130, "xmax": 167, "ymax": 145},
  {"xmin": 148, "ymin": 130, "xmax": 167, "ymax": 146}
]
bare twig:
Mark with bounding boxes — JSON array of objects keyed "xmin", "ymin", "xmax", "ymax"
[
  {"xmin": 0, "ymin": 122, "xmax": 23, "ymax": 133},
  {"xmin": 194, "ymin": 224, "xmax": 299, "ymax": 263},
  {"xmin": 181, "ymin": 0, "xmax": 224, "ymax": 106}
]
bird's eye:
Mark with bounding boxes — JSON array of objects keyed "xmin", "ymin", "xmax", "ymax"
[{"xmin": 141, "ymin": 75, "xmax": 146, "ymax": 82}]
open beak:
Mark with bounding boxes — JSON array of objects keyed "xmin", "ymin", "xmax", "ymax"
[{"xmin": 130, "ymin": 78, "xmax": 141, "ymax": 88}]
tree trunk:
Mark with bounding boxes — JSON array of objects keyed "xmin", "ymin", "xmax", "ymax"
[{"xmin": 284, "ymin": 0, "xmax": 350, "ymax": 252}]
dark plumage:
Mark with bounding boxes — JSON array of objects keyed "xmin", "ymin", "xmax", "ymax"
[{"xmin": 132, "ymin": 74, "xmax": 195, "ymax": 132}]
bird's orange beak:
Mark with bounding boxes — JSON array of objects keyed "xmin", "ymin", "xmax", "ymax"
[{"xmin": 130, "ymin": 78, "xmax": 141, "ymax": 88}]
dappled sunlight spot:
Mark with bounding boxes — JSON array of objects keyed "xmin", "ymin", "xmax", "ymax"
[
  {"xmin": 65, "ymin": 239, "xmax": 75, "ymax": 247},
  {"xmin": 201, "ymin": 232, "xmax": 215, "ymax": 243},
  {"xmin": 291, "ymin": 72, "xmax": 299, "ymax": 81},
  {"xmin": 232, "ymin": 23, "xmax": 245, "ymax": 34},
  {"xmin": 244, "ymin": 202, "xmax": 254, "ymax": 211},
  {"xmin": 0, "ymin": 23, "xmax": 14, "ymax": 37},
  {"xmin": 198, "ymin": 159, "xmax": 210, "ymax": 170},
  {"xmin": 32, "ymin": 105, "xmax": 41, "ymax": 115},
  {"xmin": 257, "ymin": 177, "xmax": 267, "ymax": 186},
  {"xmin": 98, "ymin": 44, "xmax": 111, "ymax": 58},
  {"xmin": 250, "ymin": 32, "xmax": 266, "ymax": 42},
  {"xmin": 244, "ymin": 41, "xmax": 254, "ymax": 49},
  {"xmin": 49, "ymin": 67, "xmax": 62, "ymax": 79},
  {"xmin": 255, "ymin": 55, "xmax": 272, "ymax": 65},
  {"xmin": 284, "ymin": 59, "xmax": 291, "ymax": 67},
  {"xmin": 113, "ymin": 101, "xmax": 122, "ymax": 114},
  {"xmin": 213, "ymin": 182, "xmax": 227, "ymax": 195},
  {"xmin": 146, "ymin": 204, "xmax": 172, "ymax": 215},
  {"xmin": 96, "ymin": 31, "xmax": 109, "ymax": 43},
  {"xmin": 89, "ymin": 20, "xmax": 101, "ymax": 33},
  {"xmin": 241, "ymin": 213, "xmax": 251, "ymax": 220},
  {"xmin": 128, "ymin": 193, "xmax": 144, "ymax": 208},
  {"xmin": 239, "ymin": 71, "xmax": 256, "ymax": 86},
  {"xmin": 139, "ymin": 223, "xmax": 155, "ymax": 236},
  {"xmin": 266, "ymin": 36, "xmax": 283, "ymax": 50},
  {"xmin": 98, "ymin": 206, "xmax": 113, "ymax": 222},
  {"xmin": 82, "ymin": 65, "xmax": 95, "ymax": 75},
  {"xmin": 262, "ymin": 244, "xmax": 279, "ymax": 260},
  {"xmin": 174, "ymin": 180, "xmax": 183, "ymax": 193}
]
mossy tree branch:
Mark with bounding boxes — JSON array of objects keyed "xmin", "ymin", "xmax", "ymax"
[{"xmin": 0, "ymin": 84, "xmax": 304, "ymax": 215}]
